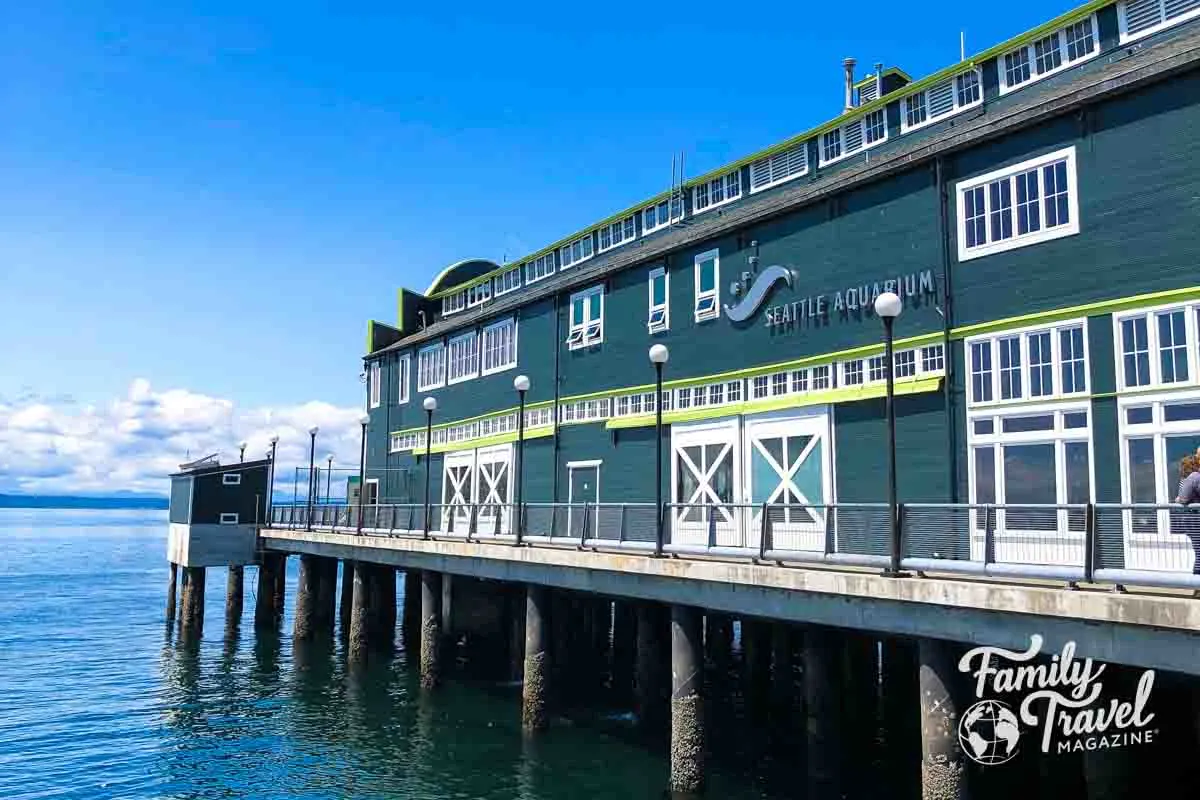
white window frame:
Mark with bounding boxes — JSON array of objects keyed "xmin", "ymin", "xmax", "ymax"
[
  {"xmin": 598, "ymin": 215, "xmax": 637, "ymax": 253},
  {"xmin": 559, "ymin": 233, "xmax": 595, "ymax": 270},
  {"xmin": 494, "ymin": 266, "xmax": 522, "ymax": 296},
  {"xmin": 397, "ymin": 354, "xmax": 410, "ymax": 405},
  {"xmin": 965, "ymin": 319, "xmax": 1090, "ymax": 408},
  {"xmin": 219, "ymin": 512, "xmax": 240, "ymax": 524},
  {"xmin": 642, "ymin": 197, "xmax": 683, "ymax": 235},
  {"xmin": 819, "ymin": 107, "xmax": 888, "ymax": 168},
  {"xmin": 1119, "ymin": 0, "xmax": 1200, "ymax": 43},
  {"xmin": 1114, "ymin": 301, "xmax": 1200, "ymax": 392},
  {"xmin": 967, "ymin": 401, "xmax": 1095, "ymax": 543},
  {"xmin": 525, "ymin": 253, "xmax": 555, "ymax": 285},
  {"xmin": 749, "ymin": 144, "xmax": 809, "ymax": 193},
  {"xmin": 1119, "ymin": 389, "xmax": 1200, "ymax": 504},
  {"xmin": 567, "ymin": 285, "xmax": 604, "ymax": 350},
  {"xmin": 447, "ymin": 331, "xmax": 479, "ymax": 385},
  {"xmin": 369, "ymin": 360, "xmax": 382, "ymax": 408},
  {"xmin": 466, "ymin": 282, "xmax": 491, "ymax": 308},
  {"xmin": 693, "ymin": 249, "xmax": 720, "ymax": 323},
  {"xmin": 417, "ymin": 342, "xmax": 446, "ymax": 392},
  {"xmin": 899, "ymin": 68, "xmax": 983, "ymax": 134},
  {"xmin": 222, "ymin": 473, "xmax": 242, "ymax": 486},
  {"xmin": 999, "ymin": 15, "xmax": 1100, "ymax": 95},
  {"xmin": 692, "ymin": 171, "xmax": 742, "ymax": 215},
  {"xmin": 956, "ymin": 146, "xmax": 1080, "ymax": 262},
  {"xmin": 442, "ymin": 290, "xmax": 467, "ymax": 316},
  {"xmin": 481, "ymin": 317, "xmax": 518, "ymax": 376},
  {"xmin": 648, "ymin": 266, "xmax": 669, "ymax": 334}
]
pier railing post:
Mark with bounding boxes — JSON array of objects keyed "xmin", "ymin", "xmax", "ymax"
[{"xmin": 1084, "ymin": 502, "xmax": 1096, "ymax": 584}]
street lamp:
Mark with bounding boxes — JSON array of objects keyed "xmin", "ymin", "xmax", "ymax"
[
  {"xmin": 267, "ymin": 434, "xmax": 279, "ymax": 524},
  {"xmin": 239, "ymin": 440, "xmax": 247, "ymax": 463},
  {"xmin": 422, "ymin": 396, "xmax": 438, "ymax": 539},
  {"xmin": 324, "ymin": 454, "xmax": 334, "ymax": 504},
  {"xmin": 306, "ymin": 426, "xmax": 319, "ymax": 531},
  {"xmin": 649, "ymin": 344, "xmax": 670, "ymax": 557},
  {"xmin": 357, "ymin": 414, "xmax": 369, "ymax": 533},
  {"xmin": 874, "ymin": 291, "xmax": 903, "ymax": 575},
  {"xmin": 513, "ymin": 374, "xmax": 530, "ymax": 545}
]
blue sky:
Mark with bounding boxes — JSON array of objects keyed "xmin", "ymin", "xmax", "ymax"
[{"xmin": 0, "ymin": 0, "xmax": 1077, "ymax": 492}]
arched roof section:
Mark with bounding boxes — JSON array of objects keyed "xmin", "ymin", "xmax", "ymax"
[{"xmin": 424, "ymin": 258, "xmax": 504, "ymax": 296}]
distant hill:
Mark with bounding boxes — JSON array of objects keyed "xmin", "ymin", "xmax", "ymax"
[{"xmin": 0, "ymin": 494, "xmax": 169, "ymax": 510}]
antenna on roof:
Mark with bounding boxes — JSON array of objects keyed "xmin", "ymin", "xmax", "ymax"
[{"xmin": 960, "ymin": 31, "xmax": 966, "ymax": 60}]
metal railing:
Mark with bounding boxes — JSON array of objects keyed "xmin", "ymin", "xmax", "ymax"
[{"xmin": 266, "ymin": 501, "xmax": 1200, "ymax": 591}]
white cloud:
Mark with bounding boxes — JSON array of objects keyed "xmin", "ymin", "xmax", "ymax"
[{"xmin": 0, "ymin": 380, "xmax": 364, "ymax": 497}]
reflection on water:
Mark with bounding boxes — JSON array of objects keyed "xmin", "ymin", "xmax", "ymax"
[{"xmin": 0, "ymin": 510, "xmax": 767, "ymax": 800}]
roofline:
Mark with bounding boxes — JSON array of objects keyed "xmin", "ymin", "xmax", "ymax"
[
  {"xmin": 369, "ymin": 26, "xmax": 1200, "ymax": 358},
  {"xmin": 420, "ymin": 0, "xmax": 1111, "ymax": 302}
]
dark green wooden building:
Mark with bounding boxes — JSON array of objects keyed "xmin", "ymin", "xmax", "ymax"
[{"xmin": 358, "ymin": 0, "xmax": 1200, "ymax": 570}]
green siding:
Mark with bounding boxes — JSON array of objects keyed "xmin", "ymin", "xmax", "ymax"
[{"xmin": 834, "ymin": 392, "xmax": 952, "ymax": 504}]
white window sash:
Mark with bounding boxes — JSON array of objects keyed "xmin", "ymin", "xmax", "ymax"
[
  {"xmin": 965, "ymin": 318, "xmax": 1090, "ymax": 408},
  {"xmin": 692, "ymin": 171, "xmax": 742, "ymax": 215},
  {"xmin": 899, "ymin": 68, "xmax": 984, "ymax": 135},
  {"xmin": 568, "ymin": 287, "xmax": 604, "ymax": 349},
  {"xmin": 956, "ymin": 146, "xmax": 1080, "ymax": 262},
  {"xmin": 818, "ymin": 109, "xmax": 888, "ymax": 169},
  {"xmin": 398, "ymin": 355, "xmax": 410, "ymax": 404},
  {"xmin": 369, "ymin": 361, "xmax": 382, "ymax": 408},
  {"xmin": 447, "ymin": 332, "xmax": 479, "ymax": 384},
  {"xmin": 648, "ymin": 267, "xmax": 669, "ymax": 333},
  {"xmin": 481, "ymin": 318, "xmax": 518, "ymax": 376},
  {"xmin": 999, "ymin": 15, "xmax": 1101, "ymax": 94},
  {"xmin": 693, "ymin": 249, "xmax": 720, "ymax": 322},
  {"xmin": 417, "ymin": 343, "xmax": 446, "ymax": 392},
  {"xmin": 1114, "ymin": 301, "xmax": 1200, "ymax": 392}
]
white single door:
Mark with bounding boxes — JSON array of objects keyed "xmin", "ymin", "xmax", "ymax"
[
  {"xmin": 442, "ymin": 450, "xmax": 475, "ymax": 533},
  {"xmin": 475, "ymin": 444, "xmax": 513, "ymax": 534},
  {"xmin": 672, "ymin": 419, "xmax": 741, "ymax": 547},
  {"xmin": 744, "ymin": 409, "xmax": 832, "ymax": 552}
]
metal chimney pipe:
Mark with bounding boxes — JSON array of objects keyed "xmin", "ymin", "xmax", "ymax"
[{"xmin": 843, "ymin": 57, "xmax": 857, "ymax": 111}]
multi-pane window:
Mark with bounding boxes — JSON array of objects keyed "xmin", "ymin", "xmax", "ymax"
[
  {"xmin": 369, "ymin": 361, "xmax": 382, "ymax": 408},
  {"xmin": 1120, "ymin": 0, "xmax": 1200, "ymax": 43},
  {"xmin": 900, "ymin": 68, "xmax": 983, "ymax": 134},
  {"xmin": 567, "ymin": 285, "xmax": 604, "ymax": 350},
  {"xmin": 466, "ymin": 282, "xmax": 491, "ymax": 308},
  {"xmin": 559, "ymin": 397, "xmax": 611, "ymax": 424},
  {"xmin": 968, "ymin": 322, "xmax": 1088, "ymax": 406},
  {"xmin": 868, "ymin": 355, "xmax": 887, "ymax": 383},
  {"xmin": 481, "ymin": 318, "xmax": 517, "ymax": 375},
  {"xmin": 693, "ymin": 171, "xmax": 742, "ymax": 213},
  {"xmin": 397, "ymin": 355, "xmax": 410, "ymax": 405},
  {"xmin": 749, "ymin": 145, "xmax": 808, "ymax": 192},
  {"xmin": 648, "ymin": 267, "xmax": 669, "ymax": 333},
  {"xmin": 820, "ymin": 110, "xmax": 887, "ymax": 167},
  {"xmin": 843, "ymin": 359, "xmax": 864, "ymax": 386},
  {"xmin": 494, "ymin": 267, "xmax": 521, "ymax": 296},
  {"xmin": 956, "ymin": 147, "xmax": 1079, "ymax": 261},
  {"xmin": 442, "ymin": 291, "xmax": 467, "ymax": 316},
  {"xmin": 694, "ymin": 249, "xmax": 720, "ymax": 322},
  {"xmin": 447, "ymin": 332, "xmax": 479, "ymax": 384},
  {"xmin": 559, "ymin": 234, "xmax": 595, "ymax": 269},
  {"xmin": 1117, "ymin": 304, "xmax": 1200, "ymax": 390},
  {"xmin": 921, "ymin": 345, "xmax": 946, "ymax": 374},
  {"xmin": 1000, "ymin": 16, "xmax": 1099, "ymax": 93},
  {"xmin": 812, "ymin": 365, "xmax": 831, "ymax": 390},
  {"xmin": 598, "ymin": 215, "xmax": 637, "ymax": 252},
  {"xmin": 417, "ymin": 343, "xmax": 446, "ymax": 391},
  {"xmin": 643, "ymin": 198, "xmax": 681, "ymax": 234},
  {"xmin": 895, "ymin": 350, "xmax": 917, "ymax": 379},
  {"xmin": 525, "ymin": 253, "xmax": 555, "ymax": 284},
  {"xmin": 971, "ymin": 341, "xmax": 994, "ymax": 403}
]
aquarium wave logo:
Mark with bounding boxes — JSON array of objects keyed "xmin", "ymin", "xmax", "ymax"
[
  {"xmin": 723, "ymin": 265, "xmax": 793, "ymax": 322},
  {"xmin": 956, "ymin": 635, "xmax": 1157, "ymax": 765}
]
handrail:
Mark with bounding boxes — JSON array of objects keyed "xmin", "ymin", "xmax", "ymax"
[{"xmin": 263, "ymin": 501, "xmax": 1200, "ymax": 591}]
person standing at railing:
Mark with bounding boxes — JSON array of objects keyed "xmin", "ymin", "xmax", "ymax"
[{"xmin": 1173, "ymin": 454, "xmax": 1200, "ymax": 574}]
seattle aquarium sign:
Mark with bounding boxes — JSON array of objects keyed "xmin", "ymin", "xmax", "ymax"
[{"xmin": 723, "ymin": 265, "xmax": 937, "ymax": 329}]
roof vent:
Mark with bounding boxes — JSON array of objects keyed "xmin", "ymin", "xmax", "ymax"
[{"xmin": 843, "ymin": 58, "xmax": 857, "ymax": 111}]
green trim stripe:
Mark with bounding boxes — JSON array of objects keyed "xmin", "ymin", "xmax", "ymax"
[
  {"xmin": 951, "ymin": 286, "xmax": 1200, "ymax": 339},
  {"xmin": 396, "ymin": 424, "xmax": 556, "ymax": 455}
]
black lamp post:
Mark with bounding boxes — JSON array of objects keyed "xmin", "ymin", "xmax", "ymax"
[
  {"xmin": 306, "ymin": 426, "xmax": 318, "ymax": 531},
  {"xmin": 239, "ymin": 440, "xmax": 247, "ymax": 463},
  {"xmin": 357, "ymin": 414, "xmax": 368, "ymax": 533},
  {"xmin": 422, "ymin": 396, "xmax": 437, "ymax": 539},
  {"xmin": 267, "ymin": 435, "xmax": 278, "ymax": 524},
  {"xmin": 649, "ymin": 344, "xmax": 669, "ymax": 556},
  {"xmin": 513, "ymin": 374, "xmax": 530, "ymax": 545},
  {"xmin": 325, "ymin": 454, "xmax": 334, "ymax": 504},
  {"xmin": 875, "ymin": 291, "xmax": 903, "ymax": 575}
]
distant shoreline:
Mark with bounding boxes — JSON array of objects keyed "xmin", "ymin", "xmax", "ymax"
[{"xmin": 0, "ymin": 494, "xmax": 168, "ymax": 511}]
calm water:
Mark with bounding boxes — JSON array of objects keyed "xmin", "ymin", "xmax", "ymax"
[{"xmin": 0, "ymin": 509, "xmax": 769, "ymax": 800}]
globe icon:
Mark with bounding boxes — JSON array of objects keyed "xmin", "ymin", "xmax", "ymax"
[{"xmin": 958, "ymin": 699, "xmax": 1021, "ymax": 765}]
